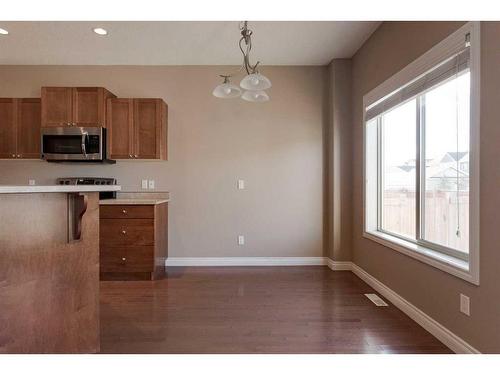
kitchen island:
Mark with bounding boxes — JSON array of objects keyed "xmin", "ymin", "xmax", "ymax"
[{"xmin": 0, "ymin": 185, "xmax": 120, "ymax": 354}]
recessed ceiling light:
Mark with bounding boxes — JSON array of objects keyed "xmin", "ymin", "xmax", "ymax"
[
  {"xmin": 93, "ymin": 27, "xmax": 108, "ymax": 36},
  {"xmin": 0, "ymin": 28, "xmax": 9, "ymax": 35}
]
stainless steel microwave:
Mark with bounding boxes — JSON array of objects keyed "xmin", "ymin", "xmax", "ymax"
[{"xmin": 41, "ymin": 126, "xmax": 113, "ymax": 162}]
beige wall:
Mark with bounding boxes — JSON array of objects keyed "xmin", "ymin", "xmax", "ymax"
[
  {"xmin": 0, "ymin": 65, "xmax": 328, "ymax": 259},
  {"xmin": 351, "ymin": 21, "xmax": 500, "ymax": 352}
]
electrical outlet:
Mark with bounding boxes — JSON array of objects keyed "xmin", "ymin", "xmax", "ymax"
[
  {"xmin": 28, "ymin": 179, "xmax": 36, "ymax": 186},
  {"xmin": 238, "ymin": 235, "xmax": 245, "ymax": 245},
  {"xmin": 237, "ymin": 179, "xmax": 245, "ymax": 190},
  {"xmin": 148, "ymin": 180, "xmax": 155, "ymax": 189},
  {"xmin": 141, "ymin": 179, "xmax": 148, "ymax": 189},
  {"xmin": 460, "ymin": 294, "xmax": 470, "ymax": 316}
]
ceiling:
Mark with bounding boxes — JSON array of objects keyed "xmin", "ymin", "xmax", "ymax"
[{"xmin": 0, "ymin": 21, "xmax": 380, "ymax": 66}]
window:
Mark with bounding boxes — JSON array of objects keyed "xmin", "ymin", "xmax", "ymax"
[
  {"xmin": 364, "ymin": 22, "xmax": 479, "ymax": 284},
  {"xmin": 380, "ymin": 99, "xmax": 417, "ymax": 240}
]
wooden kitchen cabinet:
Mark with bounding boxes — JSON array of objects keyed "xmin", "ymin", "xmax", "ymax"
[
  {"xmin": 106, "ymin": 99, "xmax": 134, "ymax": 159},
  {"xmin": 40, "ymin": 87, "xmax": 72, "ymax": 127},
  {"xmin": 41, "ymin": 87, "xmax": 116, "ymax": 128},
  {"xmin": 0, "ymin": 99, "xmax": 16, "ymax": 159},
  {"xmin": 17, "ymin": 99, "xmax": 42, "ymax": 158},
  {"xmin": 107, "ymin": 98, "xmax": 168, "ymax": 160},
  {"xmin": 99, "ymin": 203, "xmax": 168, "ymax": 280},
  {"xmin": 0, "ymin": 98, "xmax": 41, "ymax": 159}
]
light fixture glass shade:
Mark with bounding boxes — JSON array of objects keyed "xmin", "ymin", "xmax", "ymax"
[
  {"xmin": 241, "ymin": 90, "xmax": 269, "ymax": 102},
  {"xmin": 212, "ymin": 83, "xmax": 242, "ymax": 99},
  {"xmin": 240, "ymin": 73, "xmax": 272, "ymax": 91}
]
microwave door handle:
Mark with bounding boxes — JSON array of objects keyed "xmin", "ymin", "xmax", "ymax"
[{"xmin": 81, "ymin": 132, "xmax": 88, "ymax": 158}]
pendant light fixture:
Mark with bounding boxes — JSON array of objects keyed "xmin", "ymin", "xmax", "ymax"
[
  {"xmin": 212, "ymin": 75, "xmax": 242, "ymax": 98},
  {"xmin": 213, "ymin": 21, "xmax": 271, "ymax": 102},
  {"xmin": 241, "ymin": 90, "xmax": 269, "ymax": 102}
]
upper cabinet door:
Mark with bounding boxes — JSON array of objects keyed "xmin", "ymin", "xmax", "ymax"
[
  {"xmin": 0, "ymin": 99, "xmax": 17, "ymax": 159},
  {"xmin": 134, "ymin": 99, "xmax": 161, "ymax": 159},
  {"xmin": 73, "ymin": 87, "xmax": 115, "ymax": 127},
  {"xmin": 41, "ymin": 87, "xmax": 73, "ymax": 127},
  {"xmin": 107, "ymin": 98, "xmax": 134, "ymax": 159},
  {"xmin": 17, "ymin": 99, "xmax": 41, "ymax": 159},
  {"xmin": 134, "ymin": 99, "xmax": 167, "ymax": 160},
  {"xmin": 73, "ymin": 87, "xmax": 100, "ymax": 126}
]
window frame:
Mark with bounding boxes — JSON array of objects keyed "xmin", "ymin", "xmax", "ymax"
[{"xmin": 362, "ymin": 22, "xmax": 480, "ymax": 285}]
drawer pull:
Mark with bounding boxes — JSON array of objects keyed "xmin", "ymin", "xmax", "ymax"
[
  {"xmin": 122, "ymin": 257, "xmax": 126, "ymax": 261},
  {"xmin": 122, "ymin": 209, "xmax": 127, "ymax": 214},
  {"xmin": 121, "ymin": 230, "xmax": 127, "ymax": 234}
]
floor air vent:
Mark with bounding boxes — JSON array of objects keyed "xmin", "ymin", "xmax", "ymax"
[{"xmin": 364, "ymin": 293, "xmax": 388, "ymax": 306}]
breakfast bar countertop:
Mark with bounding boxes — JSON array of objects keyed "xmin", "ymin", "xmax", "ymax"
[{"xmin": 0, "ymin": 185, "xmax": 122, "ymax": 194}]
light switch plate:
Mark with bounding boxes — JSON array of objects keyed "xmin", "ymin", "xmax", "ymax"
[
  {"xmin": 238, "ymin": 235, "xmax": 245, "ymax": 245},
  {"xmin": 238, "ymin": 179, "xmax": 245, "ymax": 190},
  {"xmin": 148, "ymin": 180, "xmax": 155, "ymax": 189},
  {"xmin": 460, "ymin": 294, "xmax": 470, "ymax": 316},
  {"xmin": 141, "ymin": 179, "xmax": 148, "ymax": 189}
]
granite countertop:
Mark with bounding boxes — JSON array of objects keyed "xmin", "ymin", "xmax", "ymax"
[
  {"xmin": 99, "ymin": 191, "xmax": 170, "ymax": 205},
  {"xmin": 0, "ymin": 185, "xmax": 122, "ymax": 194},
  {"xmin": 99, "ymin": 198, "xmax": 169, "ymax": 205}
]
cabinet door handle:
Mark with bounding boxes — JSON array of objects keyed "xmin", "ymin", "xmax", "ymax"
[
  {"xmin": 122, "ymin": 209, "xmax": 127, "ymax": 214},
  {"xmin": 122, "ymin": 257, "xmax": 126, "ymax": 261},
  {"xmin": 121, "ymin": 230, "xmax": 127, "ymax": 234},
  {"xmin": 129, "ymin": 154, "xmax": 132, "ymax": 158},
  {"xmin": 17, "ymin": 154, "xmax": 21, "ymax": 158},
  {"xmin": 11, "ymin": 154, "xmax": 15, "ymax": 158},
  {"xmin": 134, "ymin": 155, "xmax": 138, "ymax": 158}
]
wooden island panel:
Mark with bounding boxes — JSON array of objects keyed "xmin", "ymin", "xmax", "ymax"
[{"xmin": 0, "ymin": 192, "xmax": 100, "ymax": 354}]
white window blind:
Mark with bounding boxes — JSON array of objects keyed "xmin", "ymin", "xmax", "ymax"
[{"xmin": 365, "ymin": 46, "xmax": 470, "ymax": 122}]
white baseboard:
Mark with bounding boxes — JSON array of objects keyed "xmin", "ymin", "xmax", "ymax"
[
  {"xmin": 350, "ymin": 263, "xmax": 480, "ymax": 354},
  {"xmin": 165, "ymin": 257, "xmax": 328, "ymax": 267},
  {"xmin": 326, "ymin": 258, "xmax": 353, "ymax": 271}
]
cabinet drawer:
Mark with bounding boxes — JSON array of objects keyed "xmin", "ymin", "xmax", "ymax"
[
  {"xmin": 100, "ymin": 219, "xmax": 154, "ymax": 246},
  {"xmin": 100, "ymin": 205, "xmax": 154, "ymax": 219},
  {"xmin": 100, "ymin": 246, "xmax": 154, "ymax": 272},
  {"xmin": 100, "ymin": 247, "xmax": 127, "ymax": 272}
]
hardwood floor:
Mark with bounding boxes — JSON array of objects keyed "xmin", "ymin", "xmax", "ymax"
[{"xmin": 99, "ymin": 266, "xmax": 452, "ymax": 354}]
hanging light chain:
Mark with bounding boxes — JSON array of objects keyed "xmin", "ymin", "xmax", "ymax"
[{"xmin": 239, "ymin": 21, "xmax": 260, "ymax": 75}]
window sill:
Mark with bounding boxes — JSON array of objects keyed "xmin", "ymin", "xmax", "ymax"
[{"xmin": 363, "ymin": 230, "xmax": 479, "ymax": 285}]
